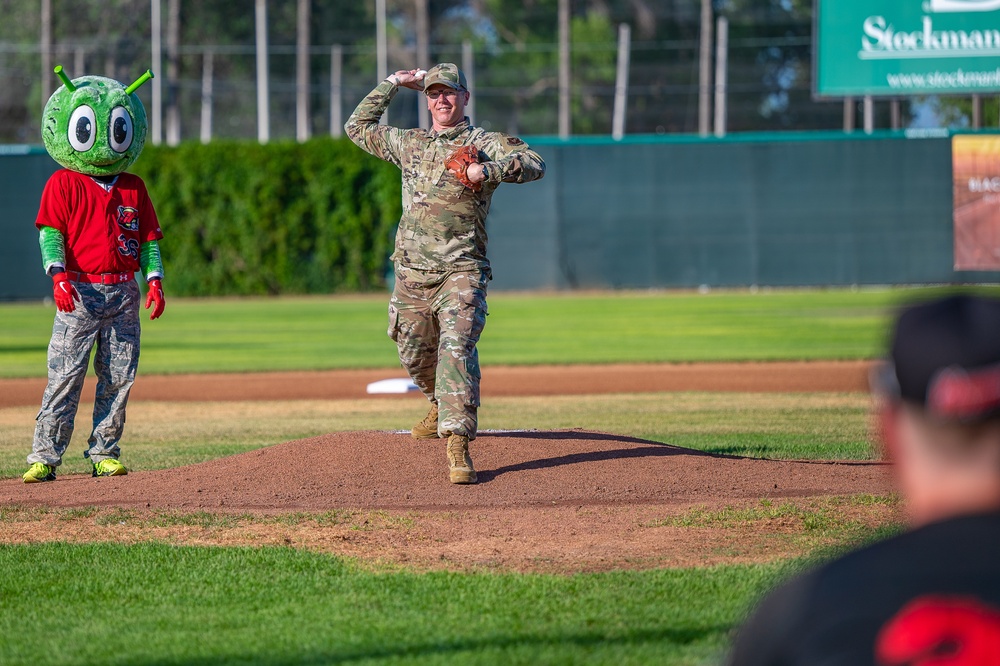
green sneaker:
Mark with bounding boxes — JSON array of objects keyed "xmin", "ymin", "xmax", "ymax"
[
  {"xmin": 23, "ymin": 462, "xmax": 56, "ymax": 483},
  {"xmin": 92, "ymin": 458, "xmax": 127, "ymax": 477}
]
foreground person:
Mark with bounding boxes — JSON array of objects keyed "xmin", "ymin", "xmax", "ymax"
[{"xmin": 728, "ymin": 293, "xmax": 1000, "ymax": 664}]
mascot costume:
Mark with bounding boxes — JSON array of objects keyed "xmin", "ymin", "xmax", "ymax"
[{"xmin": 23, "ymin": 66, "xmax": 165, "ymax": 483}]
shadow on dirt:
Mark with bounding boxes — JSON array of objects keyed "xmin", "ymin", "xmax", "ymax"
[
  {"xmin": 486, "ymin": 429, "xmax": 667, "ymax": 446},
  {"xmin": 478, "ymin": 440, "xmax": 731, "ymax": 483}
]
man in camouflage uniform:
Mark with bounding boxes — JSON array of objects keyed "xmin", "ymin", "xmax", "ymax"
[{"xmin": 346, "ymin": 63, "xmax": 545, "ymax": 484}]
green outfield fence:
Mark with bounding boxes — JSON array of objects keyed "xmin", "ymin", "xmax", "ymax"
[
  {"xmin": 2, "ymin": 131, "xmax": 997, "ymax": 301},
  {"xmin": 1, "ymin": 145, "xmax": 59, "ymax": 300},
  {"xmin": 486, "ymin": 130, "xmax": 998, "ymax": 290}
]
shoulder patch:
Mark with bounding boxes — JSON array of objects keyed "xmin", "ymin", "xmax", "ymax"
[{"xmin": 506, "ymin": 137, "xmax": 525, "ymax": 146}]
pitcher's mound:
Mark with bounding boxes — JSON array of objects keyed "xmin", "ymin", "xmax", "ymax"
[
  {"xmin": 2, "ymin": 430, "xmax": 895, "ymax": 572},
  {"xmin": 6, "ymin": 429, "xmax": 889, "ymax": 510}
]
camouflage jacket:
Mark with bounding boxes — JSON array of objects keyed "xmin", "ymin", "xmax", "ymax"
[{"xmin": 345, "ymin": 80, "xmax": 546, "ymax": 273}]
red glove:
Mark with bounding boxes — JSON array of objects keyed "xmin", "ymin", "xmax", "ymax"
[
  {"xmin": 145, "ymin": 278, "xmax": 165, "ymax": 320},
  {"xmin": 445, "ymin": 145, "xmax": 483, "ymax": 191},
  {"xmin": 51, "ymin": 272, "xmax": 78, "ymax": 313}
]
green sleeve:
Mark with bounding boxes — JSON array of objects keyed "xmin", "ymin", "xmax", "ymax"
[
  {"xmin": 38, "ymin": 226, "xmax": 65, "ymax": 274},
  {"xmin": 139, "ymin": 240, "xmax": 164, "ymax": 282},
  {"xmin": 344, "ymin": 81, "xmax": 405, "ymax": 168}
]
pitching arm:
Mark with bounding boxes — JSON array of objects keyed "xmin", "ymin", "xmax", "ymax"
[{"xmin": 344, "ymin": 80, "xmax": 406, "ymax": 168}]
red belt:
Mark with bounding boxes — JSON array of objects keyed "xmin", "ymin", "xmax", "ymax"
[{"xmin": 66, "ymin": 271, "xmax": 133, "ymax": 285}]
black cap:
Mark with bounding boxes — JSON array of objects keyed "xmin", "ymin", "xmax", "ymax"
[{"xmin": 886, "ymin": 294, "xmax": 1000, "ymax": 421}]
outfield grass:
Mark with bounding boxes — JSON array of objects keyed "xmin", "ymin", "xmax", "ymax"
[
  {"xmin": 0, "ymin": 541, "xmax": 793, "ymax": 666},
  {"xmin": 3, "ymin": 285, "xmax": 996, "ymax": 378}
]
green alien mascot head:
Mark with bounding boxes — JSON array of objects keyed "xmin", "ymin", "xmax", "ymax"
[{"xmin": 41, "ymin": 65, "xmax": 153, "ymax": 177}]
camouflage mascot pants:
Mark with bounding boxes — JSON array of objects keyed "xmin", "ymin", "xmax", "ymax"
[
  {"xmin": 29, "ymin": 279, "xmax": 141, "ymax": 467},
  {"xmin": 388, "ymin": 265, "xmax": 489, "ymax": 439}
]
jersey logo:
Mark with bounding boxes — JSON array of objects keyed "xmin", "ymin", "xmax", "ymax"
[
  {"xmin": 117, "ymin": 234, "xmax": 139, "ymax": 261},
  {"xmin": 116, "ymin": 206, "xmax": 139, "ymax": 232},
  {"xmin": 876, "ymin": 595, "xmax": 1000, "ymax": 665}
]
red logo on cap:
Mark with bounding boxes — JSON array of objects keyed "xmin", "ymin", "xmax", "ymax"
[
  {"xmin": 876, "ymin": 596, "xmax": 1000, "ymax": 665},
  {"xmin": 927, "ymin": 364, "xmax": 1000, "ymax": 419}
]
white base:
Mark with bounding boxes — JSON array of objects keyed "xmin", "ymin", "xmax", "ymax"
[{"xmin": 366, "ymin": 378, "xmax": 420, "ymax": 394}]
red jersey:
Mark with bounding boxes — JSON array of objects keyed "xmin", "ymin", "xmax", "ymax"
[{"xmin": 35, "ymin": 169, "xmax": 163, "ymax": 274}]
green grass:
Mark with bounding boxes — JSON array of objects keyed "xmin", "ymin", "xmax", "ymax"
[
  {"xmin": 646, "ymin": 496, "xmax": 901, "ymax": 537},
  {"xmin": 0, "ymin": 542, "xmax": 786, "ymax": 666},
  {"xmin": 0, "ymin": 287, "xmax": 939, "ymax": 665},
  {"xmin": 0, "ymin": 504, "xmax": 416, "ymax": 531},
  {"xmin": 4, "ymin": 285, "xmax": 998, "ymax": 377},
  {"xmin": 481, "ymin": 392, "xmax": 875, "ymax": 461},
  {"xmin": 642, "ymin": 497, "xmax": 905, "ymax": 563},
  {"xmin": 0, "ymin": 392, "xmax": 875, "ymax": 479}
]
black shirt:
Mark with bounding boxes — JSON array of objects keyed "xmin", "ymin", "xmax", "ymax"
[{"xmin": 727, "ymin": 511, "xmax": 1000, "ymax": 665}]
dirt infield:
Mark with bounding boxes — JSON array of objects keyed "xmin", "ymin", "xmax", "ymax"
[
  {"xmin": 0, "ymin": 361, "xmax": 897, "ymax": 572},
  {"xmin": 0, "ymin": 360, "xmax": 872, "ymax": 407}
]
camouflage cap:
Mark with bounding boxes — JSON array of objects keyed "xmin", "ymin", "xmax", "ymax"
[{"xmin": 423, "ymin": 63, "xmax": 467, "ymax": 92}]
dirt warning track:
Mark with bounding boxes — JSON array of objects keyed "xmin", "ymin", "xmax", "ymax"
[{"xmin": 0, "ymin": 360, "xmax": 872, "ymax": 407}]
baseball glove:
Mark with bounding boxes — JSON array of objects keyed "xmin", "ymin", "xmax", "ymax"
[{"xmin": 445, "ymin": 145, "xmax": 482, "ymax": 191}]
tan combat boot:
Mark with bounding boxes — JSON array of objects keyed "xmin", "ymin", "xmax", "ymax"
[
  {"xmin": 411, "ymin": 403, "xmax": 440, "ymax": 439},
  {"xmin": 446, "ymin": 433, "xmax": 477, "ymax": 484}
]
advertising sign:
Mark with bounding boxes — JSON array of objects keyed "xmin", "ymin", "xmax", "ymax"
[
  {"xmin": 815, "ymin": 0, "xmax": 1000, "ymax": 97},
  {"xmin": 953, "ymin": 134, "xmax": 1000, "ymax": 270}
]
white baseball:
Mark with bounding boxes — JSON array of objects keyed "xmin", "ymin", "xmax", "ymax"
[{"xmin": 415, "ymin": 69, "xmax": 428, "ymax": 78}]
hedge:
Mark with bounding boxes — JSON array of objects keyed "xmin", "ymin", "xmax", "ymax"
[{"xmin": 130, "ymin": 138, "xmax": 402, "ymax": 296}]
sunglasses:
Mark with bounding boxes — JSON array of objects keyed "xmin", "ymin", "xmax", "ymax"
[{"xmin": 425, "ymin": 89, "xmax": 461, "ymax": 100}]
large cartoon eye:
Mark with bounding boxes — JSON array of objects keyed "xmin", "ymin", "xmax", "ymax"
[
  {"xmin": 108, "ymin": 106, "xmax": 134, "ymax": 153},
  {"xmin": 68, "ymin": 105, "xmax": 97, "ymax": 152}
]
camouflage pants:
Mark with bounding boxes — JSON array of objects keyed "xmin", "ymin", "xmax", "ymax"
[
  {"xmin": 388, "ymin": 266, "xmax": 489, "ymax": 439},
  {"xmin": 29, "ymin": 279, "xmax": 141, "ymax": 467}
]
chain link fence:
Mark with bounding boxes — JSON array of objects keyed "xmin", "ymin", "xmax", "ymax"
[{"xmin": 0, "ymin": 4, "xmax": 916, "ymax": 145}]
